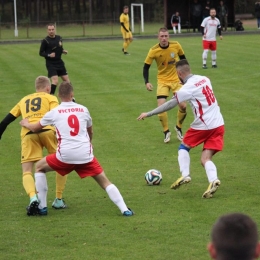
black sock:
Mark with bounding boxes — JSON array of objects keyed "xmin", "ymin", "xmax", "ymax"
[{"xmin": 50, "ymin": 84, "xmax": 57, "ymax": 95}]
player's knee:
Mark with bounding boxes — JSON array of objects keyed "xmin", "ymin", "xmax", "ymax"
[
  {"xmin": 52, "ymin": 79, "xmax": 58, "ymax": 85},
  {"xmin": 200, "ymin": 158, "xmax": 208, "ymax": 167},
  {"xmin": 61, "ymin": 76, "xmax": 69, "ymax": 82},
  {"xmin": 179, "ymin": 102, "xmax": 186, "ymax": 111},
  {"xmin": 35, "ymin": 160, "xmax": 47, "ymax": 173}
]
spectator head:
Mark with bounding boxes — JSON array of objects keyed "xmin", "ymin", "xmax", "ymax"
[{"xmin": 208, "ymin": 213, "xmax": 260, "ymax": 260}]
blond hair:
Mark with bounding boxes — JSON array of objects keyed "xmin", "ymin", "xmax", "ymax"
[
  {"xmin": 158, "ymin": 27, "xmax": 168, "ymax": 33},
  {"xmin": 35, "ymin": 76, "xmax": 50, "ymax": 91}
]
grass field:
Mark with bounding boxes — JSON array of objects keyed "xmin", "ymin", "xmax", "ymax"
[{"xmin": 0, "ymin": 34, "xmax": 259, "ymax": 260}]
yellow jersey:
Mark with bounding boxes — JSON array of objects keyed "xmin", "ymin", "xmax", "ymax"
[
  {"xmin": 10, "ymin": 92, "xmax": 59, "ymax": 138},
  {"xmin": 144, "ymin": 41, "xmax": 185, "ymax": 83},
  {"xmin": 120, "ymin": 13, "xmax": 130, "ymax": 32}
]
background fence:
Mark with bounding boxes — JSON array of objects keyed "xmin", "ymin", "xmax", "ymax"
[{"xmin": 0, "ymin": 19, "xmax": 171, "ymax": 40}]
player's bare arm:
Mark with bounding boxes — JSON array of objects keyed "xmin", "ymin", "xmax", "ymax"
[
  {"xmin": 20, "ymin": 118, "xmax": 43, "ymax": 132},
  {"xmin": 63, "ymin": 50, "xmax": 68, "ymax": 54}
]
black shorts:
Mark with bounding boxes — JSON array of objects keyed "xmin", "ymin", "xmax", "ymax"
[{"xmin": 46, "ymin": 60, "xmax": 68, "ymax": 78}]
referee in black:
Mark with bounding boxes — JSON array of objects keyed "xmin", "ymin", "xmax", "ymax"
[{"xmin": 39, "ymin": 23, "xmax": 71, "ymax": 96}]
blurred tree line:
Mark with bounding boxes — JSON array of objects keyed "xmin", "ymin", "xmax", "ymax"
[
  {"xmin": 0, "ymin": 0, "xmax": 164, "ymax": 24},
  {"xmin": 0, "ymin": 0, "xmax": 256, "ymax": 24}
]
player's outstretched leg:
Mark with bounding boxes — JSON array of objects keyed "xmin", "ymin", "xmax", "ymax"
[{"xmin": 93, "ymin": 170, "xmax": 134, "ymax": 216}]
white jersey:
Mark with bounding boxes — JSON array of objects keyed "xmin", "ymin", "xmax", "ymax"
[
  {"xmin": 201, "ymin": 16, "xmax": 221, "ymax": 41},
  {"xmin": 40, "ymin": 101, "xmax": 93, "ymax": 164},
  {"xmin": 175, "ymin": 75, "xmax": 224, "ymax": 130}
]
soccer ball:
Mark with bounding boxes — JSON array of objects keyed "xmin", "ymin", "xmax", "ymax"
[{"xmin": 145, "ymin": 169, "xmax": 162, "ymax": 185}]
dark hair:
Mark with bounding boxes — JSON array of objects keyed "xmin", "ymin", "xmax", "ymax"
[
  {"xmin": 211, "ymin": 213, "xmax": 259, "ymax": 260},
  {"xmin": 175, "ymin": 59, "xmax": 190, "ymax": 74},
  {"xmin": 58, "ymin": 82, "xmax": 74, "ymax": 98},
  {"xmin": 176, "ymin": 59, "xmax": 189, "ymax": 67},
  {"xmin": 123, "ymin": 5, "xmax": 128, "ymax": 10}
]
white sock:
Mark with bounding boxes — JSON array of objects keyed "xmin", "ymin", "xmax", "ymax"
[
  {"xmin": 105, "ymin": 184, "xmax": 128, "ymax": 213},
  {"xmin": 178, "ymin": 149, "xmax": 190, "ymax": 177},
  {"xmin": 178, "ymin": 24, "xmax": 181, "ymax": 33},
  {"xmin": 202, "ymin": 50, "xmax": 208, "ymax": 65},
  {"xmin": 211, "ymin": 51, "xmax": 217, "ymax": 65},
  {"xmin": 35, "ymin": 172, "xmax": 48, "ymax": 209},
  {"xmin": 205, "ymin": 161, "xmax": 218, "ymax": 182}
]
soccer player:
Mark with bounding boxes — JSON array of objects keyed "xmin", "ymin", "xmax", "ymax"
[
  {"xmin": 20, "ymin": 82, "xmax": 134, "ymax": 217},
  {"xmin": 39, "ymin": 23, "xmax": 72, "ymax": 96},
  {"xmin": 120, "ymin": 5, "xmax": 133, "ymax": 55},
  {"xmin": 138, "ymin": 59, "xmax": 224, "ymax": 198},
  {"xmin": 143, "ymin": 27, "xmax": 187, "ymax": 143},
  {"xmin": 0, "ymin": 76, "xmax": 67, "ymax": 216},
  {"xmin": 208, "ymin": 213, "xmax": 260, "ymax": 260},
  {"xmin": 201, "ymin": 8, "xmax": 223, "ymax": 69}
]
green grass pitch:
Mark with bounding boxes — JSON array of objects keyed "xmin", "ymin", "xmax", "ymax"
[{"xmin": 0, "ymin": 34, "xmax": 259, "ymax": 260}]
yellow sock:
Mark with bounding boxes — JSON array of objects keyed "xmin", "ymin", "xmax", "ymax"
[
  {"xmin": 23, "ymin": 172, "xmax": 36, "ymax": 198},
  {"xmin": 56, "ymin": 173, "xmax": 67, "ymax": 199},
  {"xmin": 158, "ymin": 112, "xmax": 169, "ymax": 132},
  {"xmin": 176, "ymin": 109, "xmax": 187, "ymax": 128},
  {"xmin": 123, "ymin": 41, "xmax": 128, "ymax": 51}
]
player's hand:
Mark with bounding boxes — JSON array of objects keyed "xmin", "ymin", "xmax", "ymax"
[
  {"xmin": 145, "ymin": 83, "xmax": 153, "ymax": 91},
  {"xmin": 137, "ymin": 113, "xmax": 148, "ymax": 120},
  {"xmin": 49, "ymin": 52, "xmax": 55, "ymax": 58},
  {"xmin": 20, "ymin": 118, "xmax": 29, "ymax": 127},
  {"xmin": 63, "ymin": 50, "xmax": 68, "ymax": 54}
]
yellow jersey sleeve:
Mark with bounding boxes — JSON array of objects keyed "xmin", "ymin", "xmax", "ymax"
[
  {"xmin": 144, "ymin": 43, "xmax": 159, "ymax": 65},
  {"xmin": 10, "ymin": 92, "xmax": 59, "ymax": 138}
]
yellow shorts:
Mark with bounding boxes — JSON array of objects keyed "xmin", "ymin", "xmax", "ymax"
[
  {"xmin": 121, "ymin": 30, "xmax": 132, "ymax": 39},
  {"xmin": 21, "ymin": 130, "xmax": 57, "ymax": 163},
  {"xmin": 157, "ymin": 82, "xmax": 182, "ymax": 97}
]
